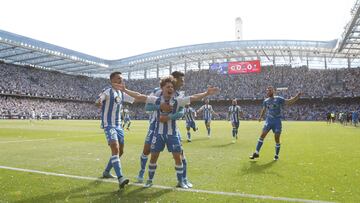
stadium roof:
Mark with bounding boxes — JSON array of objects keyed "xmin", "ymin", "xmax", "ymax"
[
  {"xmin": 338, "ymin": 0, "xmax": 360, "ymax": 56},
  {"xmin": 1, "ymin": 0, "xmax": 360, "ymax": 79},
  {"xmin": 0, "ymin": 29, "xmax": 110, "ymax": 73}
]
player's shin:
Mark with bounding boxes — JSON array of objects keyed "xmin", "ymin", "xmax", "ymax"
[
  {"xmin": 111, "ymin": 155, "xmax": 123, "ymax": 178},
  {"xmin": 148, "ymin": 163, "xmax": 157, "ymax": 181},
  {"xmin": 255, "ymin": 138, "xmax": 264, "ymax": 154},
  {"xmin": 138, "ymin": 153, "xmax": 148, "ymax": 179},
  {"xmin": 275, "ymin": 143, "xmax": 281, "ymax": 156},
  {"xmin": 175, "ymin": 164, "xmax": 184, "ymax": 183}
]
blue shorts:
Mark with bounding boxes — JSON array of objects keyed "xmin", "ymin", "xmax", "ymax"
[
  {"xmin": 353, "ymin": 119, "xmax": 358, "ymax": 124},
  {"xmin": 150, "ymin": 134, "xmax": 182, "ymax": 153},
  {"xmin": 263, "ymin": 118, "xmax": 282, "ymax": 134},
  {"xmin": 144, "ymin": 121, "xmax": 156, "ymax": 145},
  {"xmin": 104, "ymin": 126, "xmax": 124, "ymax": 144},
  {"xmin": 231, "ymin": 121, "xmax": 240, "ymax": 128},
  {"xmin": 186, "ymin": 120, "xmax": 197, "ymax": 129},
  {"xmin": 124, "ymin": 118, "xmax": 131, "ymax": 123}
]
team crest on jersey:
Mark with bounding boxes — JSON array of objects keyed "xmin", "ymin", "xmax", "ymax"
[
  {"xmin": 268, "ymin": 103, "xmax": 278, "ymax": 109},
  {"xmin": 115, "ymin": 96, "xmax": 121, "ymax": 103},
  {"xmin": 169, "ymin": 98, "xmax": 176, "ymax": 106}
]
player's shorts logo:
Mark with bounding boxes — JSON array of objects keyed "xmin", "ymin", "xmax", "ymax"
[{"xmin": 109, "ymin": 128, "xmax": 117, "ymax": 140}]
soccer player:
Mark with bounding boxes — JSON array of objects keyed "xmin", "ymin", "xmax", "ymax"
[
  {"xmin": 326, "ymin": 112, "xmax": 331, "ymax": 124},
  {"xmin": 30, "ymin": 109, "xmax": 36, "ymax": 123},
  {"xmin": 136, "ymin": 71, "xmax": 193, "ymax": 188},
  {"xmin": 249, "ymin": 86, "xmax": 301, "ymax": 161},
  {"xmin": 331, "ymin": 112, "xmax": 335, "ymax": 123},
  {"xmin": 184, "ymin": 104, "xmax": 198, "ymax": 142},
  {"xmin": 95, "ymin": 71, "xmax": 134, "ymax": 189},
  {"xmin": 352, "ymin": 111, "xmax": 359, "ymax": 127},
  {"xmin": 115, "ymin": 76, "xmax": 219, "ymax": 188},
  {"xmin": 197, "ymin": 99, "xmax": 218, "ymax": 137},
  {"xmin": 122, "ymin": 107, "xmax": 131, "ymax": 130},
  {"xmin": 227, "ymin": 99, "xmax": 243, "ymax": 143}
]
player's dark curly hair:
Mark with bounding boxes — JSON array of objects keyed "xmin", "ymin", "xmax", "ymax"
[{"xmin": 159, "ymin": 75, "xmax": 176, "ymax": 88}]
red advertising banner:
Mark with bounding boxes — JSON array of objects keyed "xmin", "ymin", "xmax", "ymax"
[{"xmin": 228, "ymin": 60, "xmax": 261, "ymax": 74}]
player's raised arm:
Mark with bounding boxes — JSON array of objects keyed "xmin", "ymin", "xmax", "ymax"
[
  {"xmin": 189, "ymin": 86, "xmax": 220, "ymax": 102},
  {"xmin": 112, "ymin": 82, "xmax": 148, "ymax": 103},
  {"xmin": 285, "ymin": 92, "xmax": 302, "ymax": 105}
]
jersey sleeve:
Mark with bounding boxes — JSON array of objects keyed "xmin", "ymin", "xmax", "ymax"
[
  {"xmin": 279, "ymin": 96, "xmax": 285, "ymax": 106},
  {"xmin": 176, "ymin": 96, "xmax": 191, "ymax": 107},
  {"xmin": 95, "ymin": 88, "xmax": 109, "ymax": 103},
  {"xmin": 123, "ymin": 92, "xmax": 135, "ymax": 104},
  {"xmin": 146, "ymin": 96, "xmax": 158, "ymax": 104}
]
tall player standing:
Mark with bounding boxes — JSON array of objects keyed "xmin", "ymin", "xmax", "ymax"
[
  {"xmin": 249, "ymin": 86, "xmax": 301, "ymax": 161},
  {"xmin": 95, "ymin": 71, "xmax": 134, "ymax": 189}
]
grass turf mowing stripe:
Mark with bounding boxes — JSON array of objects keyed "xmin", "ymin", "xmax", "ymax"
[
  {"xmin": 0, "ymin": 134, "xmax": 99, "ymax": 144},
  {"xmin": 0, "ymin": 165, "xmax": 336, "ymax": 203}
]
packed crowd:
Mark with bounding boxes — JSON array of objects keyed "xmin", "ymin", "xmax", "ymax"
[
  {"xmin": 1, "ymin": 62, "xmax": 359, "ymax": 121},
  {"xmin": 0, "ymin": 96, "xmax": 99, "ymax": 119},
  {"xmin": 1, "ymin": 63, "xmax": 360, "ymax": 101},
  {"xmin": 183, "ymin": 66, "xmax": 360, "ymax": 100},
  {"xmin": 1, "ymin": 95, "xmax": 358, "ymax": 121}
]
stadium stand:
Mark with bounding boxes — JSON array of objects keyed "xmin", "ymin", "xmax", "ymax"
[{"xmin": 1, "ymin": 62, "xmax": 359, "ymax": 121}]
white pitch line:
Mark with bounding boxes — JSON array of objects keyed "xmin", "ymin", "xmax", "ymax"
[
  {"xmin": 0, "ymin": 165, "xmax": 336, "ymax": 203},
  {"xmin": 0, "ymin": 134, "xmax": 99, "ymax": 144}
]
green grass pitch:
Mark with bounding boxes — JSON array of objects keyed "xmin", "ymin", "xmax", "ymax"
[{"xmin": 0, "ymin": 120, "xmax": 359, "ymax": 202}]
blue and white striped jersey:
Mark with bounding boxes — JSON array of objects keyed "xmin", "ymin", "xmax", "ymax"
[
  {"xmin": 184, "ymin": 107, "xmax": 196, "ymax": 122},
  {"xmin": 228, "ymin": 105, "xmax": 241, "ymax": 123},
  {"xmin": 199, "ymin": 104, "xmax": 214, "ymax": 120},
  {"xmin": 146, "ymin": 96, "xmax": 190, "ymax": 135},
  {"xmin": 147, "ymin": 88, "xmax": 182, "ymax": 123},
  {"xmin": 96, "ymin": 87, "xmax": 134, "ymax": 128}
]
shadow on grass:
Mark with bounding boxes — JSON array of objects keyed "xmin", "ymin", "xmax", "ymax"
[
  {"xmin": 14, "ymin": 179, "xmax": 172, "ymax": 203},
  {"xmin": 186, "ymin": 137, "xmax": 210, "ymax": 143},
  {"xmin": 210, "ymin": 142, "xmax": 234, "ymax": 148},
  {"xmin": 241, "ymin": 160, "xmax": 278, "ymax": 174}
]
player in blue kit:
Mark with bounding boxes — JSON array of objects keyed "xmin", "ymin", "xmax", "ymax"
[
  {"xmin": 114, "ymin": 75, "xmax": 219, "ymax": 188},
  {"xmin": 249, "ymin": 86, "xmax": 301, "ymax": 161},
  {"xmin": 95, "ymin": 72, "xmax": 134, "ymax": 189},
  {"xmin": 184, "ymin": 104, "xmax": 198, "ymax": 142},
  {"xmin": 227, "ymin": 99, "xmax": 243, "ymax": 143},
  {"xmin": 352, "ymin": 111, "xmax": 359, "ymax": 127}
]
